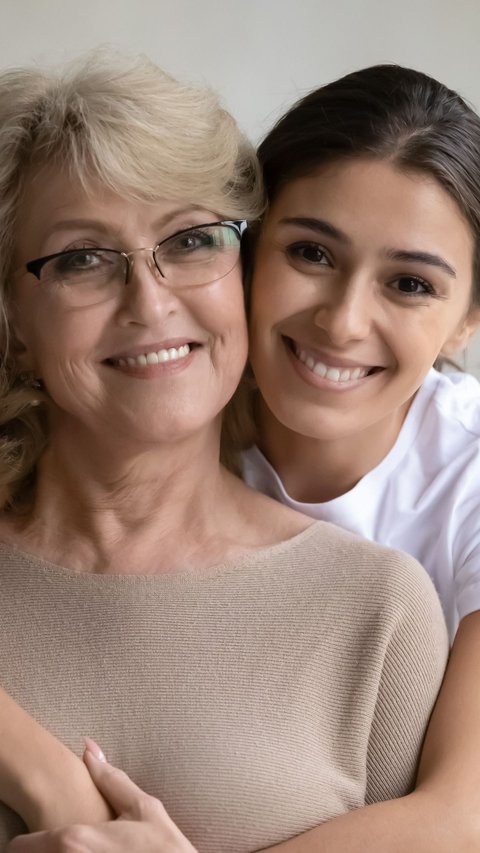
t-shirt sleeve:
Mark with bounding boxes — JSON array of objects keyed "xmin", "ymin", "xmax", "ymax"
[{"xmin": 365, "ymin": 557, "xmax": 449, "ymax": 804}]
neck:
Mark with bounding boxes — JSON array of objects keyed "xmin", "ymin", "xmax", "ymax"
[
  {"xmin": 257, "ymin": 397, "xmax": 411, "ymax": 504},
  {"xmin": 10, "ymin": 419, "xmax": 243, "ymax": 573}
]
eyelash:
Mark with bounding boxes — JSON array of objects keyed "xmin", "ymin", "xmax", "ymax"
[
  {"xmin": 286, "ymin": 242, "xmax": 331, "ymax": 266},
  {"xmin": 285, "ymin": 242, "xmax": 437, "ymax": 299},
  {"xmin": 389, "ymin": 275, "xmax": 435, "ymax": 298}
]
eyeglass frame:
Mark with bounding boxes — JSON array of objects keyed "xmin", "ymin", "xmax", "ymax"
[{"xmin": 22, "ymin": 219, "xmax": 247, "ymax": 288}]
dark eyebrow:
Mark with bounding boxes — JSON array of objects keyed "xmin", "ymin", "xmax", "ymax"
[
  {"xmin": 278, "ymin": 218, "xmax": 457, "ymax": 278},
  {"xmin": 278, "ymin": 217, "xmax": 351, "ymax": 244},
  {"xmin": 385, "ymin": 249, "xmax": 457, "ymax": 278}
]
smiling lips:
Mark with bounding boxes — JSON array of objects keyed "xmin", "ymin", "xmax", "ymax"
[
  {"xmin": 109, "ymin": 343, "xmax": 192, "ymax": 368},
  {"xmin": 290, "ymin": 339, "xmax": 382, "ymax": 384},
  {"xmin": 108, "ymin": 337, "xmax": 380, "ymax": 381}
]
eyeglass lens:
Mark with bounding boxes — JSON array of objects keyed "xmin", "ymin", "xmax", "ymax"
[{"xmin": 37, "ymin": 223, "xmax": 241, "ymax": 306}]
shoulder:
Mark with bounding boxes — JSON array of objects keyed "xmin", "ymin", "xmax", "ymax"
[
  {"xmin": 425, "ymin": 369, "xmax": 480, "ymax": 440},
  {"xmin": 271, "ymin": 520, "xmax": 446, "ymax": 626},
  {"xmin": 258, "ymin": 522, "xmax": 449, "ymax": 685},
  {"xmin": 323, "ymin": 527, "xmax": 450, "ymax": 716}
]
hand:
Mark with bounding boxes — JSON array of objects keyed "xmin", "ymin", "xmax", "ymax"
[{"xmin": 7, "ymin": 740, "xmax": 198, "ymax": 853}]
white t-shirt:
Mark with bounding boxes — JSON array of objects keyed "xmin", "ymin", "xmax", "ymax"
[{"xmin": 242, "ymin": 368, "xmax": 480, "ymax": 640}]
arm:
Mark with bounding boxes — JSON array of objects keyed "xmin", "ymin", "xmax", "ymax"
[
  {"xmin": 0, "ymin": 687, "xmax": 112, "ymax": 831},
  {"xmin": 7, "ymin": 742, "xmax": 197, "ymax": 853},
  {"xmin": 2, "ymin": 618, "xmax": 477, "ymax": 851},
  {"xmin": 261, "ymin": 611, "xmax": 480, "ymax": 852},
  {"xmin": 2, "ymin": 605, "xmax": 478, "ymax": 850},
  {"xmin": 8, "ymin": 632, "xmax": 477, "ymax": 853}
]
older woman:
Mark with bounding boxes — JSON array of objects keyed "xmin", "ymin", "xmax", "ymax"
[{"xmin": 0, "ymin": 54, "xmax": 446, "ymax": 852}]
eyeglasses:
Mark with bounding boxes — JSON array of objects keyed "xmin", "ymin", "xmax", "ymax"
[{"xmin": 21, "ymin": 220, "xmax": 246, "ymax": 307}]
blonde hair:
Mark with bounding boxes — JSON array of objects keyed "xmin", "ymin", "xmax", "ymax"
[{"xmin": 0, "ymin": 50, "xmax": 263, "ymax": 509}]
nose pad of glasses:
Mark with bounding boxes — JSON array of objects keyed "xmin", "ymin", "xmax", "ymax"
[
  {"xmin": 152, "ymin": 253, "xmax": 166, "ymax": 280},
  {"xmin": 124, "ymin": 249, "xmax": 166, "ymax": 285}
]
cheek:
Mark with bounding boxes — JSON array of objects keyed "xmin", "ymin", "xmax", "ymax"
[
  {"xmin": 250, "ymin": 255, "xmax": 279, "ymax": 309},
  {"xmin": 393, "ymin": 312, "xmax": 459, "ymax": 365},
  {"xmin": 15, "ymin": 299, "xmax": 107, "ymax": 378},
  {"xmin": 251, "ymin": 252, "xmax": 312, "ymax": 331},
  {"xmin": 206, "ymin": 275, "xmax": 248, "ymax": 338}
]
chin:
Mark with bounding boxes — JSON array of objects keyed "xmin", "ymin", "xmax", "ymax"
[{"xmin": 267, "ymin": 398, "xmax": 357, "ymax": 442}]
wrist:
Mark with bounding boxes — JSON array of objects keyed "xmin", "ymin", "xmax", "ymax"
[
  {"xmin": 18, "ymin": 748, "xmax": 113, "ymax": 831},
  {"xmin": 3, "ymin": 742, "xmax": 82, "ymax": 830}
]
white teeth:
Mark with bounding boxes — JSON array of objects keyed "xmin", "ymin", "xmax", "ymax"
[
  {"xmin": 326, "ymin": 367, "xmax": 341, "ymax": 382},
  {"xmin": 295, "ymin": 346, "xmax": 370, "ymax": 383},
  {"xmin": 112, "ymin": 344, "xmax": 191, "ymax": 367},
  {"xmin": 313, "ymin": 361, "xmax": 327, "ymax": 378}
]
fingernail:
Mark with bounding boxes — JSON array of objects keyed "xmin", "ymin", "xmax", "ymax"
[{"xmin": 84, "ymin": 736, "xmax": 107, "ymax": 763}]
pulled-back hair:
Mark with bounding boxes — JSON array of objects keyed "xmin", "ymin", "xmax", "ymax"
[
  {"xmin": 0, "ymin": 50, "xmax": 263, "ymax": 509},
  {"xmin": 257, "ymin": 64, "xmax": 480, "ymax": 302}
]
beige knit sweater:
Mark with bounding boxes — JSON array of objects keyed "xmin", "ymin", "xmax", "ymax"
[{"xmin": 0, "ymin": 522, "xmax": 447, "ymax": 852}]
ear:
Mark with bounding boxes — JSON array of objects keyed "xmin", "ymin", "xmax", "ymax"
[
  {"xmin": 441, "ymin": 307, "xmax": 480, "ymax": 357},
  {"xmin": 8, "ymin": 303, "xmax": 36, "ymax": 373}
]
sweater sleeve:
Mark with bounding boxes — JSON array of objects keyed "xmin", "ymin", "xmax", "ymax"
[{"xmin": 365, "ymin": 556, "xmax": 449, "ymax": 803}]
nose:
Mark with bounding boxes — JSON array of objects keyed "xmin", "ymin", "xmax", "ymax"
[
  {"xmin": 116, "ymin": 251, "xmax": 179, "ymax": 326},
  {"xmin": 313, "ymin": 276, "xmax": 374, "ymax": 345}
]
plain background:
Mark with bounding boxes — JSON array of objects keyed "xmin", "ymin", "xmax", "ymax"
[{"xmin": 2, "ymin": 0, "xmax": 480, "ymax": 372}]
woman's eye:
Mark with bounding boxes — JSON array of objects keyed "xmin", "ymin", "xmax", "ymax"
[
  {"xmin": 391, "ymin": 276, "xmax": 433, "ymax": 296},
  {"xmin": 63, "ymin": 251, "xmax": 101, "ymax": 269},
  {"xmin": 52, "ymin": 250, "xmax": 102, "ymax": 275},
  {"xmin": 170, "ymin": 230, "xmax": 213, "ymax": 253},
  {"xmin": 287, "ymin": 243, "xmax": 330, "ymax": 266},
  {"xmin": 47, "ymin": 249, "xmax": 117, "ymax": 283}
]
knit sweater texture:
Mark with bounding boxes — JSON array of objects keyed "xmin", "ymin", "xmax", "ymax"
[{"xmin": 0, "ymin": 522, "xmax": 448, "ymax": 851}]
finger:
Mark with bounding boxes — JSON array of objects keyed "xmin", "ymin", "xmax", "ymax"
[
  {"xmin": 83, "ymin": 747, "xmax": 162, "ymax": 820},
  {"xmin": 84, "ymin": 737, "xmax": 107, "ymax": 763},
  {"xmin": 7, "ymin": 825, "xmax": 94, "ymax": 853}
]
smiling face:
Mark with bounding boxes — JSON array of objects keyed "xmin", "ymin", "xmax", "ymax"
[
  {"xmin": 11, "ymin": 167, "xmax": 248, "ymax": 454},
  {"xmin": 250, "ymin": 158, "xmax": 480, "ymax": 443}
]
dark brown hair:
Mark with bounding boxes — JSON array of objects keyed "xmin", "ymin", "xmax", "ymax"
[{"xmin": 257, "ymin": 64, "xmax": 480, "ymax": 303}]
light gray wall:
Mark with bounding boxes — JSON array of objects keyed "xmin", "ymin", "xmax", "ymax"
[{"xmin": 2, "ymin": 0, "xmax": 480, "ymax": 371}]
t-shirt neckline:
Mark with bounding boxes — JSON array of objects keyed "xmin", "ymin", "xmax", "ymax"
[{"xmin": 250, "ymin": 369, "xmax": 439, "ymax": 511}]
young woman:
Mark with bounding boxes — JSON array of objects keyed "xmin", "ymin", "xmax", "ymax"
[
  {"xmin": 0, "ymin": 54, "xmax": 446, "ymax": 853},
  {"xmin": 245, "ymin": 63, "xmax": 480, "ymax": 643},
  {"xmin": 242, "ymin": 63, "xmax": 480, "ymax": 849}
]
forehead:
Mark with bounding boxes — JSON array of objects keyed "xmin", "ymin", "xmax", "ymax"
[
  {"xmin": 267, "ymin": 158, "xmax": 474, "ymax": 256},
  {"xmin": 15, "ymin": 165, "xmax": 213, "ymax": 260}
]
